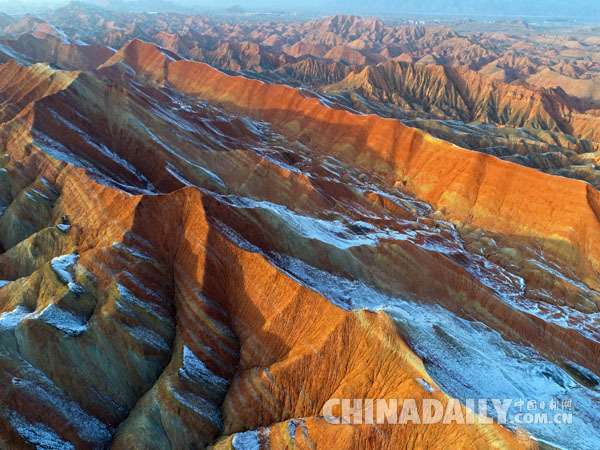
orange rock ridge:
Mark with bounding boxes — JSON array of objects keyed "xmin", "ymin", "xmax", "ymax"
[
  {"xmin": 119, "ymin": 45, "xmax": 600, "ymax": 281},
  {"xmin": 1, "ymin": 35, "xmax": 598, "ymax": 449}
]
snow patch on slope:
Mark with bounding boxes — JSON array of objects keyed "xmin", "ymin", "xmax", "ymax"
[
  {"xmin": 7, "ymin": 367, "xmax": 112, "ymax": 446},
  {"xmin": 268, "ymin": 254, "xmax": 600, "ymax": 450},
  {"xmin": 169, "ymin": 380, "xmax": 224, "ymax": 428},
  {"xmin": 50, "ymin": 254, "xmax": 79, "ymax": 285},
  {"xmin": 50, "ymin": 254, "xmax": 84, "ymax": 294},
  {"xmin": 7, "ymin": 411, "xmax": 75, "ymax": 450},
  {"xmin": 0, "ymin": 306, "xmax": 30, "ymax": 331},
  {"xmin": 221, "ymin": 194, "xmax": 409, "ymax": 249},
  {"xmin": 179, "ymin": 345, "xmax": 228, "ymax": 391},
  {"xmin": 32, "ymin": 304, "xmax": 87, "ymax": 337},
  {"xmin": 232, "ymin": 429, "xmax": 261, "ymax": 450}
]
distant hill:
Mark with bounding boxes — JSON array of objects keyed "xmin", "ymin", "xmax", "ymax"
[{"xmin": 224, "ymin": 4, "xmax": 245, "ymax": 14}]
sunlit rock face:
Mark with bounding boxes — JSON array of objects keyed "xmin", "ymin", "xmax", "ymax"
[
  {"xmin": 5, "ymin": 6, "xmax": 600, "ymax": 188},
  {"xmin": 0, "ymin": 16, "xmax": 598, "ymax": 450}
]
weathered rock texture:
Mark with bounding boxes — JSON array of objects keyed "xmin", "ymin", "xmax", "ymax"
[{"xmin": 0, "ymin": 22, "xmax": 598, "ymax": 450}]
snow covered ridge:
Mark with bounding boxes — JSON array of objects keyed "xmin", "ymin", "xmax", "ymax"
[
  {"xmin": 258, "ymin": 254, "xmax": 600, "ymax": 450},
  {"xmin": 218, "ymin": 193, "xmax": 411, "ymax": 249},
  {"xmin": 0, "ymin": 300, "xmax": 88, "ymax": 337},
  {"xmin": 0, "ymin": 255, "xmax": 89, "ymax": 336},
  {"xmin": 203, "ymin": 205, "xmax": 600, "ymax": 448},
  {"xmin": 6, "ymin": 410, "xmax": 76, "ymax": 450},
  {"xmin": 50, "ymin": 253, "xmax": 84, "ymax": 294},
  {"xmin": 213, "ymin": 192, "xmax": 600, "ymax": 345},
  {"xmin": 0, "ymin": 305, "xmax": 30, "ymax": 331},
  {"xmin": 179, "ymin": 345, "xmax": 228, "ymax": 391},
  {"xmin": 28, "ymin": 304, "xmax": 88, "ymax": 337},
  {"xmin": 232, "ymin": 429, "xmax": 262, "ymax": 450}
]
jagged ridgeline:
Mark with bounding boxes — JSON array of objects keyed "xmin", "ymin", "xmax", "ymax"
[{"xmin": 0, "ymin": 6, "xmax": 598, "ymax": 450}]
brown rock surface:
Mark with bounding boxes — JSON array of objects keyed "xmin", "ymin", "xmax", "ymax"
[{"xmin": 0, "ymin": 15, "xmax": 598, "ymax": 449}]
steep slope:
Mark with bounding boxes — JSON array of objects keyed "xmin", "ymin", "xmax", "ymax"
[
  {"xmin": 158, "ymin": 56, "xmax": 600, "ymax": 276},
  {"xmin": 4, "ymin": 9, "xmax": 499, "ymax": 77},
  {"xmin": 0, "ymin": 61, "xmax": 78, "ymax": 124},
  {"xmin": 0, "ymin": 37, "xmax": 599, "ymax": 449},
  {"xmin": 527, "ymin": 67, "xmax": 600, "ymax": 103},
  {"xmin": 324, "ymin": 60, "xmax": 600, "ymax": 139},
  {"xmin": 325, "ymin": 61, "xmax": 471, "ymax": 119},
  {"xmin": 97, "ymin": 38, "xmax": 180, "ymax": 83},
  {"xmin": 199, "ymin": 41, "xmax": 282, "ymax": 72},
  {"xmin": 12, "ymin": 6, "xmax": 599, "ymax": 191},
  {"xmin": 0, "ymin": 56, "xmax": 538, "ymax": 449},
  {"xmin": 320, "ymin": 60, "xmax": 600, "ymax": 189},
  {"xmin": 0, "ymin": 34, "xmax": 115, "ymax": 70}
]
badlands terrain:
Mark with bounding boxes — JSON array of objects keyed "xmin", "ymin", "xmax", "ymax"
[{"xmin": 0, "ymin": 3, "xmax": 598, "ymax": 449}]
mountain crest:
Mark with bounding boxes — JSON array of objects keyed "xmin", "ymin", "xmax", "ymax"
[{"xmin": 97, "ymin": 38, "xmax": 181, "ymax": 81}]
